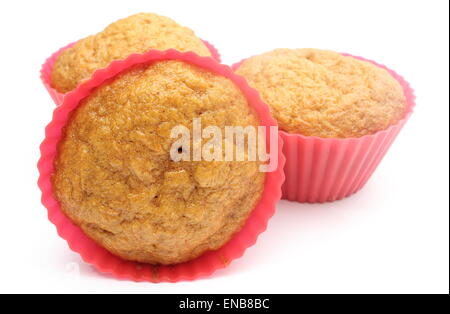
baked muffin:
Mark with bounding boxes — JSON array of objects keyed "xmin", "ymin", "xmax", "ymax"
[
  {"xmin": 51, "ymin": 13, "xmax": 211, "ymax": 93},
  {"xmin": 52, "ymin": 60, "xmax": 266, "ymax": 265},
  {"xmin": 235, "ymin": 48, "xmax": 407, "ymax": 138}
]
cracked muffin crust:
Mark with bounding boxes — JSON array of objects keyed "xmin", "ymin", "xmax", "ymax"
[
  {"xmin": 236, "ymin": 49, "xmax": 407, "ymax": 138},
  {"xmin": 51, "ymin": 13, "xmax": 211, "ymax": 93},
  {"xmin": 52, "ymin": 60, "xmax": 266, "ymax": 265}
]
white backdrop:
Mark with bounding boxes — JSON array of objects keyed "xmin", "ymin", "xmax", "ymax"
[{"xmin": 0, "ymin": 0, "xmax": 448, "ymax": 294}]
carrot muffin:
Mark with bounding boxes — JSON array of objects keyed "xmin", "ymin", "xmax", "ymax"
[
  {"xmin": 235, "ymin": 48, "xmax": 407, "ymax": 138},
  {"xmin": 51, "ymin": 13, "xmax": 211, "ymax": 93},
  {"xmin": 52, "ymin": 60, "xmax": 265, "ymax": 265}
]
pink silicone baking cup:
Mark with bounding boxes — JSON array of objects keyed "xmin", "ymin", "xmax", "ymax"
[
  {"xmin": 232, "ymin": 54, "xmax": 415, "ymax": 203},
  {"xmin": 202, "ymin": 39, "xmax": 221, "ymax": 63},
  {"xmin": 38, "ymin": 49, "xmax": 285, "ymax": 282},
  {"xmin": 40, "ymin": 39, "xmax": 221, "ymax": 107}
]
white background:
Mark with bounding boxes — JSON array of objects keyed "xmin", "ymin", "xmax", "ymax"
[{"xmin": 0, "ymin": 0, "xmax": 448, "ymax": 294}]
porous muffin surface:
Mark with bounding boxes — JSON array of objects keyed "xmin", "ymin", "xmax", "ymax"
[
  {"xmin": 51, "ymin": 13, "xmax": 211, "ymax": 93},
  {"xmin": 53, "ymin": 61, "xmax": 265, "ymax": 265},
  {"xmin": 236, "ymin": 49, "xmax": 407, "ymax": 138}
]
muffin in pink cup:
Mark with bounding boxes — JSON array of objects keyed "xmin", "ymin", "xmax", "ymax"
[
  {"xmin": 38, "ymin": 49, "xmax": 284, "ymax": 282},
  {"xmin": 40, "ymin": 13, "xmax": 221, "ymax": 106},
  {"xmin": 233, "ymin": 48, "xmax": 415, "ymax": 203}
]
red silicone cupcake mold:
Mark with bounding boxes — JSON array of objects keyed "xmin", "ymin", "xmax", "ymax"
[
  {"xmin": 38, "ymin": 49, "xmax": 285, "ymax": 282},
  {"xmin": 233, "ymin": 54, "xmax": 415, "ymax": 203},
  {"xmin": 40, "ymin": 40, "xmax": 221, "ymax": 107}
]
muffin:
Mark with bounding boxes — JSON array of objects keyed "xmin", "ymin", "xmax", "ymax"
[
  {"xmin": 51, "ymin": 13, "xmax": 211, "ymax": 93},
  {"xmin": 235, "ymin": 48, "xmax": 407, "ymax": 138},
  {"xmin": 52, "ymin": 60, "xmax": 266, "ymax": 265},
  {"xmin": 234, "ymin": 48, "xmax": 414, "ymax": 203}
]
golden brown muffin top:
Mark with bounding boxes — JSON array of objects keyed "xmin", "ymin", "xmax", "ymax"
[
  {"xmin": 53, "ymin": 61, "xmax": 265, "ymax": 265},
  {"xmin": 51, "ymin": 13, "xmax": 211, "ymax": 93},
  {"xmin": 236, "ymin": 49, "xmax": 407, "ymax": 138}
]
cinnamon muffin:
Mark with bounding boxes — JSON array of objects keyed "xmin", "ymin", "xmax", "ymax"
[
  {"xmin": 51, "ymin": 13, "xmax": 211, "ymax": 93},
  {"xmin": 235, "ymin": 48, "xmax": 407, "ymax": 138},
  {"xmin": 52, "ymin": 60, "xmax": 265, "ymax": 265}
]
